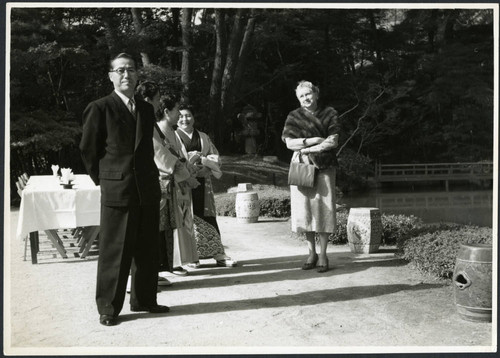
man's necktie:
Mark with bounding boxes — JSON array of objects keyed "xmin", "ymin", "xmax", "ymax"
[{"xmin": 128, "ymin": 98, "xmax": 136, "ymax": 119}]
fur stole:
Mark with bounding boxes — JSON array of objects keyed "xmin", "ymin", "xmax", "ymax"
[{"xmin": 282, "ymin": 106, "xmax": 339, "ymax": 169}]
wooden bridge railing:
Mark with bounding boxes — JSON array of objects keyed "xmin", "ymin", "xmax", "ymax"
[
  {"xmin": 374, "ymin": 162, "xmax": 494, "ymax": 182},
  {"xmin": 374, "ymin": 191, "xmax": 493, "ymax": 210}
]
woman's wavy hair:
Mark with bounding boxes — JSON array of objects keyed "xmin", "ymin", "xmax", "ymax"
[{"xmin": 295, "ymin": 80, "xmax": 320, "ymax": 96}]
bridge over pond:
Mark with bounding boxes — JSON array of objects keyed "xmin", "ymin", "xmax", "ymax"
[{"xmin": 373, "ymin": 162, "xmax": 494, "ymax": 190}]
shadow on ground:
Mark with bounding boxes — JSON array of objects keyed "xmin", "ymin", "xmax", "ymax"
[
  {"xmin": 121, "ymin": 282, "xmax": 444, "ymax": 323},
  {"xmin": 160, "ymin": 253, "xmax": 409, "ymax": 290}
]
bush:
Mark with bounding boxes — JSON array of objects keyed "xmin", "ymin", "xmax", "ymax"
[
  {"xmin": 381, "ymin": 214, "xmax": 423, "ymax": 247},
  {"xmin": 215, "ymin": 193, "xmax": 238, "ymax": 217},
  {"xmin": 289, "ymin": 210, "xmax": 424, "ymax": 247},
  {"xmin": 10, "ymin": 109, "xmax": 84, "ymax": 204},
  {"xmin": 328, "ymin": 209, "xmax": 349, "ymax": 244},
  {"xmin": 328, "ymin": 212, "xmax": 424, "ymax": 246},
  {"xmin": 215, "ymin": 185, "xmax": 291, "ymax": 218},
  {"xmin": 401, "ymin": 226, "xmax": 493, "ymax": 279}
]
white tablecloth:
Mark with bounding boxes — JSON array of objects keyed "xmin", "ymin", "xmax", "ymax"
[{"xmin": 16, "ymin": 175, "xmax": 101, "ymax": 239}]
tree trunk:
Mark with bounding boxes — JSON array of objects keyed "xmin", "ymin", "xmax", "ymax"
[
  {"xmin": 220, "ymin": 9, "xmax": 247, "ymax": 112},
  {"xmin": 436, "ymin": 10, "xmax": 458, "ymax": 48},
  {"xmin": 220, "ymin": 9, "xmax": 247, "ymax": 149},
  {"xmin": 131, "ymin": 8, "xmax": 151, "ymax": 66},
  {"xmin": 171, "ymin": 8, "xmax": 181, "ymax": 70},
  {"xmin": 208, "ymin": 9, "xmax": 226, "ymax": 145},
  {"xmin": 367, "ymin": 10, "xmax": 381, "ymax": 63},
  {"xmin": 101, "ymin": 9, "xmax": 120, "ymax": 53},
  {"xmin": 180, "ymin": 8, "xmax": 193, "ymax": 103},
  {"xmin": 233, "ymin": 9, "xmax": 257, "ymax": 97}
]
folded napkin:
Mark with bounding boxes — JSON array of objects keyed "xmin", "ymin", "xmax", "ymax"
[
  {"xmin": 60, "ymin": 168, "xmax": 74, "ymax": 184},
  {"xmin": 51, "ymin": 164, "xmax": 59, "ymax": 176}
]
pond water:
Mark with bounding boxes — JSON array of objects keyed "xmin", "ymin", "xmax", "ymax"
[{"xmin": 339, "ymin": 187, "xmax": 494, "ymax": 227}]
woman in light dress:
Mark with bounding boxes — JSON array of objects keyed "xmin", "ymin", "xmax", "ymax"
[
  {"xmin": 281, "ymin": 81, "xmax": 340, "ymax": 273},
  {"xmin": 176, "ymin": 105, "xmax": 237, "ymax": 268}
]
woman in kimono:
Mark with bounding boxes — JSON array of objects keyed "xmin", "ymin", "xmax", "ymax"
[
  {"xmin": 152, "ymin": 94, "xmax": 200, "ymax": 277},
  {"xmin": 176, "ymin": 105, "xmax": 237, "ymax": 268},
  {"xmin": 281, "ymin": 81, "xmax": 340, "ymax": 273}
]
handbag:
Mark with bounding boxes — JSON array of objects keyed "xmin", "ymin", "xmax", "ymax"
[{"xmin": 288, "ymin": 153, "xmax": 317, "ymax": 188}]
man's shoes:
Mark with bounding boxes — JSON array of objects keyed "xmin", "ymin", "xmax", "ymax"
[
  {"xmin": 172, "ymin": 267, "xmax": 188, "ymax": 276},
  {"xmin": 130, "ymin": 304, "xmax": 170, "ymax": 313},
  {"xmin": 99, "ymin": 314, "xmax": 117, "ymax": 326},
  {"xmin": 157, "ymin": 276, "xmax": 173, "ymax": 286}
]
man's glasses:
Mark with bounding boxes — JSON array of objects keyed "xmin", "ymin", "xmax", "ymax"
[{"xmin": 109, "ymin": 67, "xmax": 136, "ymax": 75}]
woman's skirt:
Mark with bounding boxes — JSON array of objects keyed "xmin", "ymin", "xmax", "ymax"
[
  {"xmin": 192, "ymin": 215, "xmax": 226, "ymax": 259},
  {"xmin": 290, "ymin": 167, "xmax": 336, "ymax": 233}
]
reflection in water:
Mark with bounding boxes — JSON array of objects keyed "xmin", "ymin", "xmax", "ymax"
[{"xmin": 340, "ymin": 189, "xmax": 493, "ymax": 227}]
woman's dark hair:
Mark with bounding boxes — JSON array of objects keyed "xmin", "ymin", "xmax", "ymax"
[
  {"xmin": 135, "ymin": 81, "xmax": 159, "ymax": 101},
  {"xmin": 158, "ymin": 93, "xmax": 180, "ymax": 118},
  {"xmin": 178, "ymin": 103, "xmax": 195, "ymax": 117}
]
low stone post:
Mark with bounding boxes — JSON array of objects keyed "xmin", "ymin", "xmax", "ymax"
[
  {"xmin": 235, "ymin": 183, "xmax": 260, "ymax": 223},
  {"xmin": 347, "ymin": 207, "xmax": 382, "ymax": 254}
]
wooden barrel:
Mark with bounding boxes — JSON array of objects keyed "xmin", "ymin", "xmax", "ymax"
[
  {"xmin": 346, "ymin": 208, "xmax": 382, "ymax": 254},
  {"xmin": 453, "ymin": 243, "xmax": 492, "ymax": 322},
  {"xmin": 235, "ymin": 192, "xmax": 260, "ymax": 223}
]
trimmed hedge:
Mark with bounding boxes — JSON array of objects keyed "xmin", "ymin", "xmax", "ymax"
[
  {"xmin": 400, "ymin": 226, "xmax": 493, "ymax": 279},
  {"xmin": 382, "ymin": 214, "xmax": 423, "ymax": 247},
  {"xmin": 215, "ymin": 186, "xmax": 291, "ymax": 218},
  {"xmin": 328, "ymin": 209, "xmax": 349, "ymax": 244},
  {"xmin": 292, "ymin": 210, "xmax": 423, "ymax": 246}
]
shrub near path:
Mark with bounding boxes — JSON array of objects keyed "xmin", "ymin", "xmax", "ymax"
[
  {"xmin": 401, "ymin": 226, "xmax": 493, "ymax": 279},
  {"xmin": 213, "ymin": 155, "xmax": 494, "ymax": 281}
]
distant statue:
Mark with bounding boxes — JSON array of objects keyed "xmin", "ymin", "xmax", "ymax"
[{"xmin": 237, "ymin": 105, "xmax": 262, "ymax": 154}]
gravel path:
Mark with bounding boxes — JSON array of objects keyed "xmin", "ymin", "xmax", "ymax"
[{"xmin": 5, "ymin": 209, "xmax": 494, "ymax": 354}]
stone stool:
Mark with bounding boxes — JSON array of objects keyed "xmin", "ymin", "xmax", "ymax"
[{"xmin": 347, "ymin": 207, "xmax": 382, "ymax": 254}]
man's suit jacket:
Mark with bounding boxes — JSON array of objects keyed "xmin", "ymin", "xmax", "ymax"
[{"xmin": 80, "ymin": 91, "xmax": 161, "ymax": 207}]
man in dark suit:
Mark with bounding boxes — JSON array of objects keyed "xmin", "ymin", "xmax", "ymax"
[{"xmin": 80, "ymin": 53, "xmax": 169, "ymax": 327}]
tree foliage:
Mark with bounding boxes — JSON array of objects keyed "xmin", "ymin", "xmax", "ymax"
[{"xmin": 9, "ymin": 6, "xmax": 494, "ymax": 191}]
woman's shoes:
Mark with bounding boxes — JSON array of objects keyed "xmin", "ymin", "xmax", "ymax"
[
  {"xmin": 216, "ymin": 259, "xmax": 238, "ymax": 267},
  {"xmin": 316, "ymin": 258, "xmax": 329, "ymax": 273},
  {"xmin": 301, "ymin": 254, "xmax": 318, "ymax": 270},
  {"xmin": 172, "ymin": 267, "xmax": 188, "ymax": 276},
  {"xmin": 187, "ymin": 261, "xmax": 201, "ymax": 269}
]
